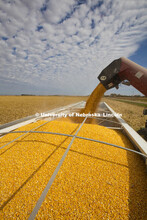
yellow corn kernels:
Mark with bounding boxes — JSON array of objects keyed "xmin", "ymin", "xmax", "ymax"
[
  {"xmin": 0, "ymin": 120, "xmax": 146, "ymax": 219},
  {"xmin": 82, "ymin": 83, "xmax": 106, "ymax": 114},
  {"xmin": 73, "ymin": 83, "xmax": 106, "ymax": 124}
]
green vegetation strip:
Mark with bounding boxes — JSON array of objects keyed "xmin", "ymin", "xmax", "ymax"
[{"xmin": 114, "ymin": 99, "xmax": 147, "ymax": 107}]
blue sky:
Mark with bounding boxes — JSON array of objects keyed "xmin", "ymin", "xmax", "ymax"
[{"xmin": 0, "ymin": 0, "xmax": 147, "ymax": 96}]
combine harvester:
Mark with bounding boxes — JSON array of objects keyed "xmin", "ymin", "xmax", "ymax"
[{"xmin": 0, "ymin": 58, "xmax": 147, "ymax": 219}]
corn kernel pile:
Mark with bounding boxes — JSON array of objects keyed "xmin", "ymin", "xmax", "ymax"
[{"xmin": 0, "ymin": 120, "xmax": 146, "ymax": 219}]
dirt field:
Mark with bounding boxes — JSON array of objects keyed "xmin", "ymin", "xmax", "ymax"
[{"xmin": 0, "ymin": 96, "xmax": 87, "ymax": 125}]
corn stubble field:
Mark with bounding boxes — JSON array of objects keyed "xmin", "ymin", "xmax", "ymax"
[
  {"xmin": 102, "ymin": 97, "xmax": 147, "ymax": 131},
  {"xmin": 0, "ymin": 96, "xmax": 87, "ymax": 125},
  {"xmin": 0, "ymin": 94, "xmax": 147, "ymax": 219},
  {"xmin": 0, "ymin": 95, "xmax": 146, "ymax": 131}
]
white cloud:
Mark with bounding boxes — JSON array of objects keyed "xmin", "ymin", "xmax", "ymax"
[
  {"xmin": 43, "ymin": 0, "xmax": 75, "ymax": 24},
  {"xmin": 0, "ymin": 0, "xmax": 147, "ymax": 95}
]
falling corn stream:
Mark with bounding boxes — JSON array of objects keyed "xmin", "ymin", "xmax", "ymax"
[
  {"xmin": 81, "ymin": 83, "xmax": 106, "ymax": 123},
  {"xmin": 0, "ymin": 83, "xmax": 146, "ymax": 219},
  {"xmin": 72, "ymin": 82, "xmax": 106, "ymax": 123},
  {"xmin": 82, "ymin": 83, "xmax": 106, "ymax": 114}
]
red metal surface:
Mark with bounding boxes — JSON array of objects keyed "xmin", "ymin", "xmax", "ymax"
[{"xmin": 119, "ymin": 57, "xmax": 147, "ymax": 96}]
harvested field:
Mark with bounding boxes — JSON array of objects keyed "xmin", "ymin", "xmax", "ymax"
[
  {"xmin": 0, "ymin": 96, "xmax": 87, "ymax": 125},
  {"xmin": 0, "ymin": 95, "xmax": 146, "ymax": 132},
  {"xmin": 0, "ymin": 120, "xmax": 146, "ymax": 219},
  {"xmin": 102, "ymin": 97, "xmax": 147, "ymax": 131}
]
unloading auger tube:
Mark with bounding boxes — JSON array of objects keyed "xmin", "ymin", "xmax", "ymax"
[{"xmin": 98, "ymin": 57, "xmax": 147, "ymax": 96}]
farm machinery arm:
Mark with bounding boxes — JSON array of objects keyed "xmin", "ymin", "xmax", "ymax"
[
  {"xmin": 98, "ymin": 57, "xmax": 147, "ymax": 140},
  {"xmin": 98, "ymin": 57, "xmax": 147, "ymax": 96}
]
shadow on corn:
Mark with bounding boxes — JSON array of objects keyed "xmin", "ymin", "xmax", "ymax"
[
  {"xmin": 116, "ymin": 130, "xmax": 147, "ymax": 219},
  {"xmin": 0, "ymin": 124, "xmax": 80, "ymax": 210},
  {"xmin": 0, "ymin": 132, "xmax": 36, "ymax": 156},
  {"xmin": 126, "ymin": 143, "xmax": 147, "ymax": 219},
  {"xmin": 60, "ymin": 146, "xmax": 129, "ymax": 168}
]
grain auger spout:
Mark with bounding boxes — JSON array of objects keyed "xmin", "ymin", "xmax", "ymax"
[{"xmin": 98, "ymin": 57, "xmax": 147, "ymax": 96}]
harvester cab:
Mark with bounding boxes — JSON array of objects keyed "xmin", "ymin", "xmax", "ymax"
[{"xmin": 98, "ymin": 57, "xmax": 147, "ymax": 96}]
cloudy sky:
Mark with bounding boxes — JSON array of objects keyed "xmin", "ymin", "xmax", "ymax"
[{"xmin": 0, "ymin": 0, "xmax": 147, "ymax": 96}]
